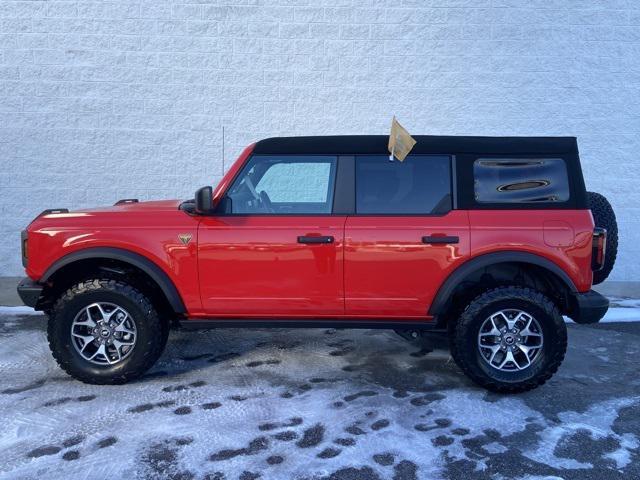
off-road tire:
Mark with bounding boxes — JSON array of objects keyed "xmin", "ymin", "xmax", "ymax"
[
  {"xmin": 587, "ymin": 191, "xmax": 618, "ymax": 285},
  {"xmin": 48, "ymin": 278, "xmax": 167, "ymax": 385},
  {"xmin": 450, "ymin": 286, "xmax": 567, "ymax": 393}
]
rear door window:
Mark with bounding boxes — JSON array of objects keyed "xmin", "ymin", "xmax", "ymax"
[
  {"xmin": 355, "ymin": 155, "xmax": 452, "ymax": 214},
  {"xmin": 474, "ymin": 158, "xmax": 569, "ymax": 203}
]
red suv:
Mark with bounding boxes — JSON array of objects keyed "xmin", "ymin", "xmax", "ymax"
[{"xmin": 17, "ymin": 136, "xmax": 617, "ymax": 392}]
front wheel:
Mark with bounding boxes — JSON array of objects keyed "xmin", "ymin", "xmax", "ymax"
[
  {"xmin": 450, "ymin": 286, "xmax": 567, "ymax": 393},
  {"xmin": 48, "ymin": 278, "xmax": 167, "ymax": 384}
]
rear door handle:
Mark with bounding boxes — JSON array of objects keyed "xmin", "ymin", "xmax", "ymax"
[
  {"xmin": 422, "ymin": 235, "xmax": 459, "ymax": 244},
  {"xmin": 298, "ymin": 235, "xmax": 334, "ymax": 244}
]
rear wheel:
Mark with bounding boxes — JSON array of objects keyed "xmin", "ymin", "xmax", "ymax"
[
  {"xmin": 48, "ymin": 278, "xmax": 167, "ymax": 384},
  {"xmin": 450, "ymin": 286, "xmax": 567, "ymax": 393}
]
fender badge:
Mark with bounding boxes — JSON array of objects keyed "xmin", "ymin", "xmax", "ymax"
[{"xmin": 178, "ymin": 233, "xmax": 192, "ymax": 245}]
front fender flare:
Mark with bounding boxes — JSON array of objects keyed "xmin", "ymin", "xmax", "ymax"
[{"xmin": 41, "ymin": 247, "xmax": 186, "ymax": 314}]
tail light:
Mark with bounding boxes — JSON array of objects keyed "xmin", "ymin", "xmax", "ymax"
[
  {"xmin": 21, "ymin": 230, "xmax": 28, "ymax": 267},
  {"xmin": 591, "ymin": 228, "xmax": 607, "ymax": 271}
]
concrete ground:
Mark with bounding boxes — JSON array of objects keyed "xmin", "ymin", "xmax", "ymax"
[{"xmin": 0, "ymin": 309, "xmax": 638, "ymax": 480}]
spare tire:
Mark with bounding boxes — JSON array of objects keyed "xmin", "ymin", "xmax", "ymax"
[{"xmin": 587, "ymin": 191, "xmax": 618, "ymax": 284}]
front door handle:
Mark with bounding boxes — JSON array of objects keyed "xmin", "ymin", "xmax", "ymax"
[
  {"xmin": 422, "ymin": 235, "xmax": 459, "ymax": 244},
  {"xmin": 298, "ymin": 235, "xmax": 334, "ymax": 244}
]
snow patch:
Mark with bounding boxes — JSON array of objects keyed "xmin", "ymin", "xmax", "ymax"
[
  {"xmin": 523, "ymin": 397, "xmax": 640, "ymax": 471},
  {"xmin": 0, "ymin": 306, "xmax": 42, "ymax": 316}
]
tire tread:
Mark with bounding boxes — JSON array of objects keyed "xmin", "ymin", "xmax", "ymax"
[
  {"xmin": 47, "ymin": 278, "xmax": 165, "ymax": 385},
  {"xmin": 450, "ymin": 286, "xmax": 567, "ymax": 393}
]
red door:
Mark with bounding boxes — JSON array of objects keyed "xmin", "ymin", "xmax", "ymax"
[
  {"xmin": 344, "ymin": 212, "xmax": 470, "ymax": 318},
  {"xmin": 344, "ymin": 154, "xmax": 470, "ymax": 318},
  {"xmin": 198, "ymin": 216, "xmax": 345, "ymax": 317},
  {"xmin": 198, "ymin": 154, "xmax": 344, "ymax": 317}
]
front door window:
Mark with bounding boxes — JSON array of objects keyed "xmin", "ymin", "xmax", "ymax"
[{"xmin": 227, "ymin": 155, "xmax": 337, "ymax": 214}]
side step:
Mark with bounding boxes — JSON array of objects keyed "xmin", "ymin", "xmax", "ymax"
[{"xmin": 180, "ymin": 318, "xmax": 446, "ymax": 331}]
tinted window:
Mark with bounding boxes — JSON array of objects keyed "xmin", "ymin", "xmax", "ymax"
[
  {"xmin": 355, "ymin": 155, "xmax": 451, "ymax": 214},
  {"xmin": 474, "ymin": 158, "xmax": 569, "ymax": 203},
  {"xmin": 227, "ymin": 155, "xmax": 337, "ymax": 214}
]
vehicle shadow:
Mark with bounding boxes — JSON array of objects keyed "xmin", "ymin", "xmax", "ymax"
[{"xmin": 142, "ymin": 326, "xmax": 469, "ymax": 396}]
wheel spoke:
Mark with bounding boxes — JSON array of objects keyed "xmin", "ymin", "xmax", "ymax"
[
  {"xmin": 115, "ymin": 325, "xmax": 135, "ymax": 335},
  {"xmin": 114, "ymin": 312, "xmax": 134, "ymax": 334},
  {"xmin": 487, "ymin": 344, "xmax": 501, "ymax": 365},
  {"xmin": 74, "ymin": 317, "xmax": 96, "ymax": 328},
  {"xmin": 84, "ymin": 306, "xmax": 97, "ymax": 324},
  {"xmin": 521, "ymin": 327, "xmax": 542, "ymax": 338},
  {"xmin": 480, "ymin": 317, "xmax": 501, "ymax": 338},
  {"xmin": 94, "ymin": 303, "xmax": 108, "ymax": 321},
  {"xmin": 518, "ymin": 344, "xmax": 533, "ymax": 356},
  {"xmin": 505, "ymin": 317, "xmax": 517, "ymax": 331},
  {"xmin": 499, "ymin": 350, "xmax": 516, "ymax": 369},
  {"xmin": 491, "ymin": 311, "xmax": 509, "ymax": 330},
  {"xmin": 112, "ymin": 344, "xmax": 122, "ymax": 362},
  {"xmin": 520, "ymin": 316, "xmax": 540, "ymax": 337},
  {"xmin": 108, "ymin": 307, "xmax": 124, "ymax": 322},
  {"xmin": 89, "ymin": 343, "xmax": 108, "ymax": 362},
  {"xmin": 113, "ymin": 338, "xmax": 134, "ymax": 348},
  {"xmin": 73, "ymin": 333, "xmax": 95, "ymax": 350}
]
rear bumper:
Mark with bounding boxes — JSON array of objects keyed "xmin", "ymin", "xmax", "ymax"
[
  {"xmin": 17, "ymin": 277, "xmax": 43, "ymax": 308},
  {"xmin": 570, "ymin": 289, "xmax": 609, "ymax": 324}
]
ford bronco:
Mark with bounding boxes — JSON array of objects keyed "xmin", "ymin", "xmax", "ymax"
[{"xmin": 17, "ymin": 136, "xmax": 617, "ymax": 392}]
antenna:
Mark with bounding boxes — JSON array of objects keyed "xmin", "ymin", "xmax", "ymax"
[{"xmin": 222, "ymin": 125, "xmax": 225, "ymax": 174}]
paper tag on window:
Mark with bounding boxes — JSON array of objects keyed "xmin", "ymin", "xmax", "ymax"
[{"xmin": 388, "ymin": 116, "xmax": 416, "ymax": 162}]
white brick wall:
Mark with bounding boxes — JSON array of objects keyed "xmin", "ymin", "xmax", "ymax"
[{"xmin": 1, "ymin": 0, "xmax": 639, "ymax": 280}]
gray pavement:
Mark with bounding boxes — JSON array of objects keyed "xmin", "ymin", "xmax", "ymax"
[{"xmin": 0, "ymin": 310, "xmax": 638, "ymax": 480}]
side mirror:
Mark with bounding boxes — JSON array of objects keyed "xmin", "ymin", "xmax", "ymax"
[{"xmin": 194, "ymin": 186, "xmax": 213, "ymax": 215}]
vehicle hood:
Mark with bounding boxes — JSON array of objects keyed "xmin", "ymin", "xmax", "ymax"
[
  {"xmin": 74, "ymin": 199, "xmax": 183, "ymax": 213},
  {"xmin": 27, "ymin": 199, "xmax": 185, "ymax": 229}
]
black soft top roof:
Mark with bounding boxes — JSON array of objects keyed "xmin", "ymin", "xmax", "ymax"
[{"xmin": 253, "ymin": 135, "xmax": 578, "ymax": 156}]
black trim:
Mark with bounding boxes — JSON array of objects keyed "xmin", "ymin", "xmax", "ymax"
[
  {"xmin": 38, "ymin": 208, "xmax": 69, "ymax": 217},
  {"xmin": 253, "ymin": 136, "xmax": 578, "ymax": 156},
  {"xmin": 21, "ymin": 230, "xmax": 28, "ymax": 268},
  {"xmin": 569, "ymin": 289, "xmax": 609, "ymax": 324},
  {"xmin": 180, "ymin": 318, "xmax": 444, "ymax": 331},
  {"xmin": 332, "ymin": 155, "xmax": 355, "ymax": 214},
  {"xmin": 115, "ymin": 198, "xmax": 139, "ymax": 205},
  {"xmin": 17, "ymin": 277, "xmax": 43, "ymax": 308},
  {"xmin": 428, "ymin": 251, "xmax": 578, "ymax": 316},
  {"xmin": 591, "ymin": 228, "xmax": 606, "ymax": 271},
  {"xmin": 298, "ymin": 235, "xmax": 334, "ymax": 244},
  {"xmin": 41, "ymin": 247, "xmax": 187, "ymax": 314},
  {"xmin": 451, "ymin": 155, "xmax": 458, "ymax": 209},
  {"xmin": 422, "ymin": 236, "xmax": 459, "ymax": 244}
]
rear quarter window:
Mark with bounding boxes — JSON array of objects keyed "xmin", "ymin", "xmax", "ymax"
[{"xmin": 474, "ymin": 158, "xmax": 570, "ymax": 204}]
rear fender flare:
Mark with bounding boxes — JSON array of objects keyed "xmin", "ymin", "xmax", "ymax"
[{"xmin": 428, "ymin": 251, "xmax": 578, "ymax": 317}]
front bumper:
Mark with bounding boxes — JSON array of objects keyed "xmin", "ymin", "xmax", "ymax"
[
  {"xmin": 17, "ymin": 277, "xmax": 43, "ymax": 308},
  {"xmin": 570, "ymin": 289, "xmax": 609, "ymax": 324}
]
